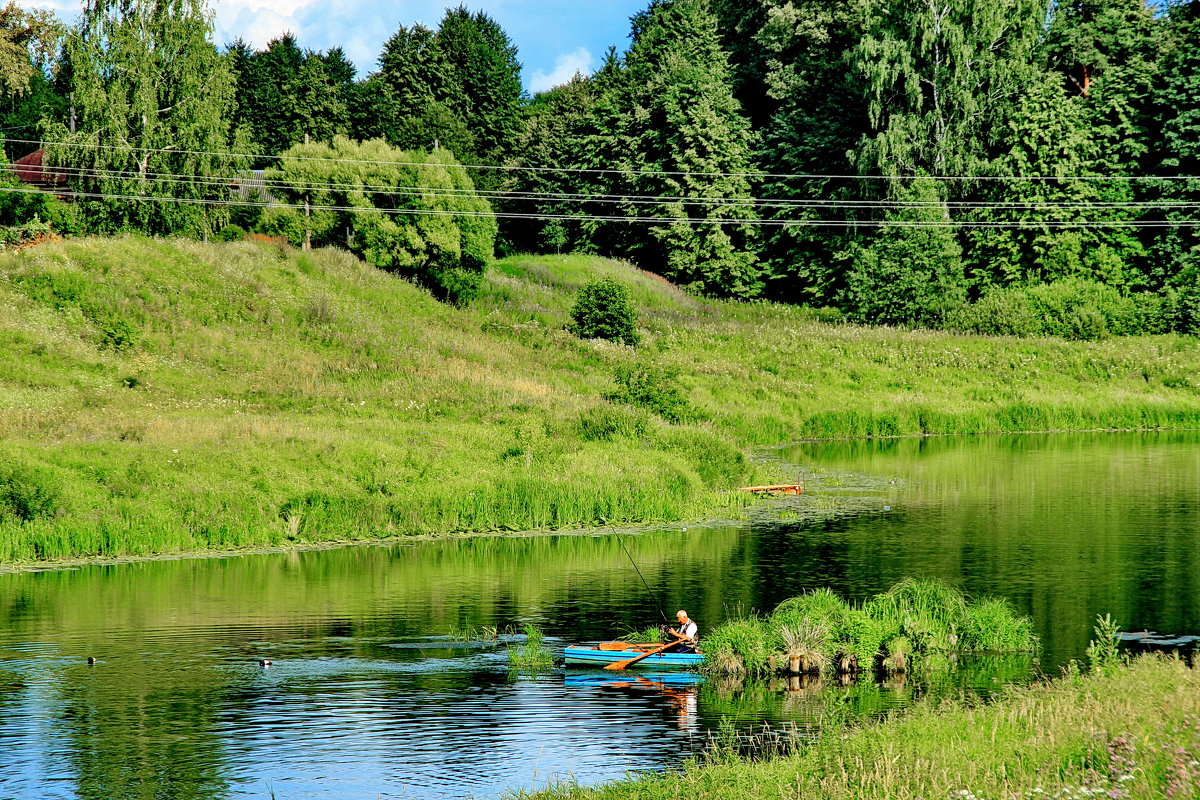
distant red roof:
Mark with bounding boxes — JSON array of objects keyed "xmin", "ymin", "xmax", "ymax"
[{"xmin": 13, "ymin": 149, "xmax": 66, "ymax": 186}]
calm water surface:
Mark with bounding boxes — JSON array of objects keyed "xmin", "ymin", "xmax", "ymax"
[{"xmin": 0, "ymin": 431, "xmax": 1197, "ymax": 799}]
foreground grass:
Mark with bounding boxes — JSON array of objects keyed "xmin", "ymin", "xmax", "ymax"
[
  {"xmin": 521, "ymin": 656, "xmax": 1200, "ymax": 800},
  {"xmin": 1, "ymin": 236, "xmax": 1199, "ymax": 563}
]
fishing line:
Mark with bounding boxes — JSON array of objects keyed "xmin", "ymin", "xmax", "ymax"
[{"xmin": 618, "ymin": 535, "xmax": 669, "ymax": 625}]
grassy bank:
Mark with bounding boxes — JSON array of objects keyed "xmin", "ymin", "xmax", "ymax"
[
  {"xmin": 2, "ymin": 236, "xmax": 1199, "ymax": 563},
  {"xmin": 521, "ymin": 656, "xmax": 1200, "ymax": 800}
]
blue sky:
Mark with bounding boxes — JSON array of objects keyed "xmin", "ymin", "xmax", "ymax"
[{"xmin": 30, "ymin": 0, "xmax": 649, "ymax": 93}]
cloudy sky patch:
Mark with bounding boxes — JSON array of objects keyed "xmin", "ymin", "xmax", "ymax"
[{"xmin": 528, "ymin": 47, "xmax": 593, "ymax": 94}]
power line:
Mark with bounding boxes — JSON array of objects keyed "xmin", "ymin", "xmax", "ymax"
[
  {"xmin": 8, "ymin": 163, "xmax": 1200, "ymax": 214},
  {"xmin": 5, "ymin": 184, "xmax": 1200, "ymax": 228},
  {"xmin": 11, "ymin": 137, "xmax": 1200, "ymax": 183}
]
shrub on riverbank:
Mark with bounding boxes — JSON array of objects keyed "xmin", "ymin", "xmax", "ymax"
[
  {"xmin": 521, "ymin": 656, "xmax": 1200, "ymax": 800},
  {"xmin": 702, "ymin": 579, "xmax": 1036, "ymax": 677}
]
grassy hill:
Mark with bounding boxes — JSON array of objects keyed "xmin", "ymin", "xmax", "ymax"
[{"xmin": 1, "ymin": 235, "xmax": 1198, "ymax": 563}]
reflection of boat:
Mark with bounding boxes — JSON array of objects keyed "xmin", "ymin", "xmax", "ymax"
[
  {"xmin": 563, "ymin": 671, "xmax": 705, "ymax": 689},
  {"xmin": 563, "ymin": 642, "xmax": 705, "ymax": 668},
  {"xmin": 563, "ymin": 671, "xmax": 703, "ymax": 732}
]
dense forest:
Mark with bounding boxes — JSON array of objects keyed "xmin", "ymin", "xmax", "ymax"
[{"xmin": 1, "ymin": 0, "xmax": 1199, "ymax": 336}]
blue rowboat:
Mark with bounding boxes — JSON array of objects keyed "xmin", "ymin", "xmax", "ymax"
[{"xmin": 564, "ymin": 642, "xmax": 705, "ymax": 668}]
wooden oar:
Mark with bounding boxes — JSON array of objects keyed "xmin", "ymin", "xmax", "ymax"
[{"xmin": 604, "ymin": 635, "xmax": 686, "ymax": 671}]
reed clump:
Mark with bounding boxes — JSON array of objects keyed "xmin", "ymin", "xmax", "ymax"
[
  {"xmin": 508, "ymin": 623, "xmax": 555, "ymax": 670},
  {"xmin": 701, "ymin": 579, "xmax": 1037, "ymax": 678}
]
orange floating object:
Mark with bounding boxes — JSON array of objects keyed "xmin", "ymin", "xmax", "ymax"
[{"xmin": 737, "ymin": 483, "xmax": 804, "ymax": 495}]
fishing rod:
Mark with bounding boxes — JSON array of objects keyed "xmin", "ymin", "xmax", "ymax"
[{"xmin": 618, "ymin": 535, "xmax": 670, "ymax": 625}]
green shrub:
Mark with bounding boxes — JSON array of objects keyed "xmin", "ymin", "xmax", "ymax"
[
  {"xmin": 952, "ymin": 278, "xmax": 1150, "ymax": 340},
  {"xmin": 0, "ymin": 463, "xmax": 63, "ymax": 522},
  {"xmin": 97, "ymin": 315, "xmax": 139, "ymax": 351},
  {"xmin": 576, "ymin": 404, "xmax": 650, "ymax": 441},
  {"xmin": 652, "ymin": 428, "xmax": 746, "ymax": 487},
  {"xmin": 705, "ymin": 579, "xmax": 1037, "ymax": 677},
  {"xmin": 701, "ymin": 616, "xmax": 776, "ymax": 676},
  {"xmin": 961, "ymin": 597, "xmax": 1036, "ymax": 652},
  {"xmin": 508, "ymin": 623, "xmax": 555, "ymax": 670},
  {"xmin": 607, "ymin": 364, "xmax": 691, "ymax": 423},
  {"xmin": 570, "ymin": 278, "xmax": 640, "ymax": 346},
  {"xmin": 217, "ymin": 224, "xmax": 246, "ymax": 242}
]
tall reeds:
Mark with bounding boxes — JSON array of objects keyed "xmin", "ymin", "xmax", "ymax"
[{"xmin": 701, "ymin": 579, "xmax": 1037, "ymax": 677}]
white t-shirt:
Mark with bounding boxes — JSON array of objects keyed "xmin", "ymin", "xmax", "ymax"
[{"xmin": 677, "ymin": 619, "xmax": 698, "ymax": 641}]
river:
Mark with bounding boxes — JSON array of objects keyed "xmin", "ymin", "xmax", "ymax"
[{"xmin": 0, "ymin": 431, "xmax": 1197, "ymax": 798}]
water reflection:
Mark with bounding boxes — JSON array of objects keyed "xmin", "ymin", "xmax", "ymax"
[{"xmin": 0, "ymin": 431, "xmax": 1195, "ymax": 798}]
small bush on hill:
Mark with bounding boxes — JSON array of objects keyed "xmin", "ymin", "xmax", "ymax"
[
  {"xmin": 950, "ymin": 278, "xmax": 1160, "ymax": 340},
  {"xmin": 0, "ymin": 463, "xmax": 63, "ymax": 522},
  {"xmin": 216, "ymin": 224, "xmax": 246, "ymax": 242},
  {"xmin": 607, "ymin": 364, "xmax": 690, "ymax": 422},
  {"xmin": 569, "ymin": 278, "xmax": 640, "ymax": 346},
  {"xmin": 576, "ymin": 404, "xmax": 650, "ymax": 441}
]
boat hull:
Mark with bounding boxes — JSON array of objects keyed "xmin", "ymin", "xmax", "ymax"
[{"xmin": 563, "ymin": 644, "xmax": 705, "ymax": 668}]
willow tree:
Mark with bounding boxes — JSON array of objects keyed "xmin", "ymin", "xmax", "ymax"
[
  {"xmin": 41, "ymin": 0, "xmax": 245, "ymax": 236},
  {"xmin": 846, "ymin": 0, "xmax": 1051, "ymax": 321},
  {"xmin": 0, "ymin": 3, "xmax": 60, "ymax": 98},
  {"xmin": 262, "ymin": 137, "xmax": 496, "ymax": 304}
]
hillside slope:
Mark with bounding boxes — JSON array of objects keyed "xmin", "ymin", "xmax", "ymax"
[{"xmin": 1, "ymin": 236, "xmax": 1197, "ymax": 563}]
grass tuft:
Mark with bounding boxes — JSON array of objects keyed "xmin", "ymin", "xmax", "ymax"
[
  {"xmin": 704, "ymin": 579, "xmax": 1037, "ymax": 677},
  {"xmin": 508, "ymin": 623, "xmax": 555, "ymax": 670}
]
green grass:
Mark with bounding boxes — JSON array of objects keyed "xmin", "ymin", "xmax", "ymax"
[
  {"xmin": 519, "ymin": 656, "xmax": 1200, "ymax": 800},
  {"xmin": 702, "ymin": 580, "xmax": 1037, "ymax": 677},
  {"xmin": 507, "ymin": 622, "xmax": 555, "ymax": 670},
  {"xmin": 1, "ymin": 237, "xmax": 1199, "ymax": 563}
]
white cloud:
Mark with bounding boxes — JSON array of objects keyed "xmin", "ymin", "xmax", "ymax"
[{"xmin": 527, "ymin": 47, "xmax": 592, "ymax": 94}]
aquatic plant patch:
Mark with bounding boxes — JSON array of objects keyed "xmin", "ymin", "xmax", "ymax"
[{"xmin": 701, "ymin": 579, "xmax": 1037, "ymax": 677}]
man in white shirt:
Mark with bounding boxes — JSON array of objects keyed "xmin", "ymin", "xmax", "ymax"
[{"xmin": 667, "ymin": 609, "xmax": 698, "ymax": 653}]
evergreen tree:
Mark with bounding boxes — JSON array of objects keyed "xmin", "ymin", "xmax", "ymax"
[
  {"xmin": 845, "ymin": 180, "xmax": 967, "ymax": 326},
  {"xmin": 1043, "ymin": 0, "xmax": 1165, "ymax": 286},
  {"xmin": 434, "ymin": 6, "xmax": 524, "ymax": 165},
  {"xmin": 42, "ymin": 0, "xmax": 245, "ymax": 236},
  {"xmin": 600, "ymin": 0, "xmax": 762, "ymax": 297},
  {"xmin": 963, "ymin": 74, "xmax": 1139, "ymax": 290},
  {"xmin": 1146, "ymin": 0, "xmax": 1200, "ymax": 292},
  {"xmin": 501, "ymin": 74, "xmax": 604, "ymax": 254},
  {"xmin": 373, "ymin": 22, "xmax": 470, "ymax": 153},
  {"xmin": 237, "ymin": 35, "xmax": 348, "ymax": 156},
  {"xmin": 371, "ymin": 8, "xmax": 522, "ymax": 171},
  {"xmin": 753, "ymin": 0, "xmax": 871, "ymax": 305}
]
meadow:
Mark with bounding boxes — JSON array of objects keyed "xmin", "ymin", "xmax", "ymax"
[{"xmin": 1, "ymin": 236, "xmax": 1198, "ymax": 563}]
